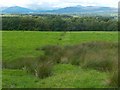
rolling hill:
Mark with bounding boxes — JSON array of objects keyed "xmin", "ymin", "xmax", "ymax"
[
  {"xmin": 1, "ymin": 5, "xmax": 117, "ymax": 14},
  {"xmin": 2, "ymin": 6, "xmax": 34, "ymax": 14}
]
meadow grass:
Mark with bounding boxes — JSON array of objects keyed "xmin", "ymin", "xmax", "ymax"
[
  {"xmin": 2, "ymin": 31, "xmax": 118, "ymax": 88},
  {"xmin": 2, "ymin": 31, "xmax": 118, "ymax": 62},
  {"xmin": 2, "ymin": 64, "xmax": 110, "ymax": 88}
]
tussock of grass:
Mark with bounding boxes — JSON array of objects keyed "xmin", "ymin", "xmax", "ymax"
[
  {"xmin": 38, "ymin": 41, "xmax": 118, "ymax": 86},
  {"xmin": 24, "ymin": 56, "xmax": 54, "ymax": 78},
  {"xmin": 36, "ymin": 61, "xmax": 53, "ymax": 78},
  {"xmin": 80, "ymin": 42, "xmax": 118, "ymax": 71},
  {"xmin": 3, "ymin": 56, "xmax": 54, "ymax": 79},
  {"xmin": 39, "ymin": 41, "xmax": 118, "ymax": 72},
  {"xmin": 2, "ymin": 56, "xmax": 36, "ymax": 69},
  {"xmin": 40, "ymin": 45, "xmax": 63, "ymax": 63},
  {"xmin": 62, "ymin": 44, "xmax": 86, "ymax": 65}
]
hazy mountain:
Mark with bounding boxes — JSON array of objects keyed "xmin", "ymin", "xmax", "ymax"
[
  {"xmin": 1, "ymin": 5, "xmax": 117, "ymax": 14},
  {"xmin": 50, "ymin": 6, "xmax": 117, "ymax": 14},
  {"xmin": 2, "ymin": 6, "xmax": 34, "ymax": 14},
  {"xmin": 0, "ymin": 7, "xmax": 8, "ymax": 11}
]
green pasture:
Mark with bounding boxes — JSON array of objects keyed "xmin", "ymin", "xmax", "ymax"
[
  {"xmin": 2, "ymin": 31, "xmax": 118, "ymax": 62},
  {"xmin": 2, "ymin": 31, "xmax": 118, "ymax": 88}
]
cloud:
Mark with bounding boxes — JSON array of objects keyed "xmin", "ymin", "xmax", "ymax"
[
  {"xmin": 0, "ymin": 0, "xmax": 119, "ymax": 9},
  {"xmin": 0, "ymin": 0, "xmax": 33, "ymax": 7}
]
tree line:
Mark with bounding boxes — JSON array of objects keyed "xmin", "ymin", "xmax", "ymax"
[{"xmin": 2, "ymin": 15, "xmax": 118, "ymax": 31}]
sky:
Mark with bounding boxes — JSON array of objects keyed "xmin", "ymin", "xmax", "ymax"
[{"xmin": 0, "ymin": 0, "xmax": 119, "ymax": 10}]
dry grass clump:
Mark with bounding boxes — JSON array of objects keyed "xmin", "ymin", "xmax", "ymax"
[
  {"xmin": 38, "ymin": 42, "xmax": 118, "ymax": 72},
  {"xmin": 81, "ymin": 49, "xmax": 117, "ymax": 71},
  {"xmin": 40, "ymin": 45, "xmax": 63, "ymax": 63},
  {"xmin": 62, "ymin": 42, "xmax": 118, "ymax": 71},
  {"xmin": 2, "ymin": 56, "xmax": 36, "ymax": 69},
  {"xmin": 3, "ymin": 56, "xmax": 54, "ymax": 79},
  {"xmin": 35, "ymin": 56, "xmax": 53, "ymax": 78},
  {"xmin": 23, "ymin": 55, "xmax": 53, "ymax": 78},
  {"xmin": 61, "ymin": 45, "xmax": 86, "ymax": 65}
]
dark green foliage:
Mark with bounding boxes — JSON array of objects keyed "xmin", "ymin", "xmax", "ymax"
[{"xmin": 2, "ymin": 15, "xmax": 118, "ymax": 31}]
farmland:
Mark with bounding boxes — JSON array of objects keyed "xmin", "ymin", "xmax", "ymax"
[{"xmin": 2, "ymin": 31, "xmax": 118, "ymax": 88}]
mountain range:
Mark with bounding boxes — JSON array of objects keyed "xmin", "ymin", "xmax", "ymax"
[{"xmin": 1, "ymin": 6, "xmax": 118, "ymax": 14}]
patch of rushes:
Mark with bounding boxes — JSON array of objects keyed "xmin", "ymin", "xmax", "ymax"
[{"xmin": 2, "ymin": 41, "xmax": 118, "ymax": 87}]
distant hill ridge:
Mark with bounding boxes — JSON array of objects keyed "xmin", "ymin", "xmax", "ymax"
[
  {"xmin": 2, "ymin": 6, "xmax": 34, "ymax": 14},
  {"xmin": 1, "ymin": 5, "xmax": 117, "ymax": 14}
]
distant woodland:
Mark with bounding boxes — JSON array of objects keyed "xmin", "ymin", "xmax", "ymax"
[{"xmin": 2, "ymin": 15, "xmax": 118, "ymax": 31}]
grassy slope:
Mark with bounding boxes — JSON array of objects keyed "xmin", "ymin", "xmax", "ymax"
[
  {"xmin": 2, "ymin": 31, "xmax": 118, "ymax": 88},
  {"xmin": 3, "ymin": 64, "xmax": 110, "ymax": 88}
]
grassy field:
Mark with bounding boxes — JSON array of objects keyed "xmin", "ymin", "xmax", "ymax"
[
  {"xmin": 3, "ymin": 64, "xmax": 109, "ymax": 88},
  {"xmin": 2, "ymin": 31, "xmax": 118, "ymax": 88},
  {"xmin": 3, "ymin": 31, "xmax": 118, "ymax": 62}
]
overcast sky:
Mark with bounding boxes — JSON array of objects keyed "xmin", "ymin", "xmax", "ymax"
[{"xmin": 0, "ymin": 0, "xmax": 119, "ymax": 9}]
